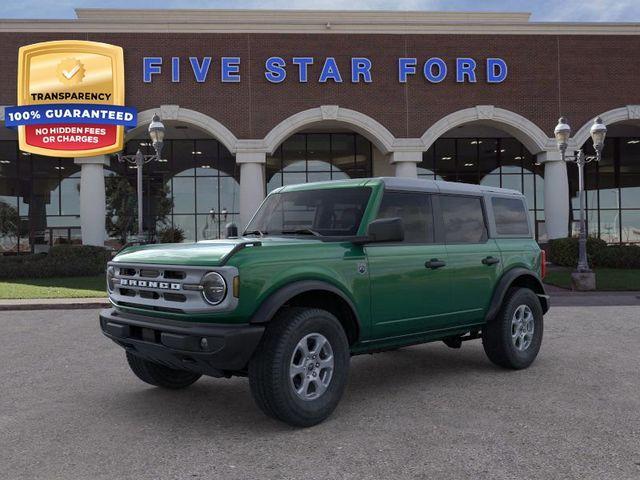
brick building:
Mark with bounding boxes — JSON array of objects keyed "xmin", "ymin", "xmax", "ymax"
[{"xmin": 0, "ymin": 9, "xmax": 639, "ymax": 250}]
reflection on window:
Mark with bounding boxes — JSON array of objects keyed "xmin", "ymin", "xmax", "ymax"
[
  {"xmin": 441, "ymin": 195, "xmax": 488, "ymax": 244},
  {"xmin": 492, "ymin": 197, "xmax": 530, "ymax": 235},
  {"xmin": 246, "ymin": 187, "xmax": 371, "ymax": 237},
  {"xmin": 377, "ymin": 191, "xmax": 434, "ymax": 243}
]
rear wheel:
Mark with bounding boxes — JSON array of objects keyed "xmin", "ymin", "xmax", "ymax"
[
  {"xmin": 482, "ymin": 287, "xmax": 543, "ymax": 369},
  {"xmin": 248, "ymin": 307, "xmax": 350, "ymax": 427},
  {"xmin": 126, "ymin": 352, "xmax": 202, "ymax": 389}
]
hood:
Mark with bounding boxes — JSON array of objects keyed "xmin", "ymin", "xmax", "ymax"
[{"xmin": 113, "ymin": 236, "xmax": 322, "ymax": 266}]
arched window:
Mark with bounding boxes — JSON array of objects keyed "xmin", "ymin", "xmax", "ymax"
[
  {"xmin": 111, "ymin": 138, "xmax": 239, "ymax": 244},
  {"xmin": 266, "ymin": 133, "xmax": 373, "ymax": 193}
]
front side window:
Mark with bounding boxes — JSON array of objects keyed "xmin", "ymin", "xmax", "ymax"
[
  {"xmin": 245, "ymin": 187, "xmax": 371, "ymax": 237},
  {"xmin": 440, "ymin": 195, "xmax": 487, "ymax": 244},
  {"xmin": 492, "ymin": 197, "xmax": 530, "ymax": 236},
  {"xmin": 376, "ymin": 191, "xmax": 434, "ymax": 243}
]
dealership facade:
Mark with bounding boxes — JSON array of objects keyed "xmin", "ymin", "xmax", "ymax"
[{"xmin": 0, "ymin": 9, "xmax": 639, "ymax": 251}]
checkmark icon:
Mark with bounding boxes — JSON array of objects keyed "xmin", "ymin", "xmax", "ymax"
[{"xmin": 62, "ymin": 64, "xmax": 80, "ymax": 79}]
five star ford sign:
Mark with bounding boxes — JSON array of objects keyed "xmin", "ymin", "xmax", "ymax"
[{"xmin": 4, "ymin": 40, "xmax": 137, "ymax": 157}]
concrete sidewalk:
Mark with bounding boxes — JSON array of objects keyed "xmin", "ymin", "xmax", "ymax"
[
  {"xmin": 0, "ymin": 287, "xmax": 639, "ymax": 311},
  {"xmin": 0, "ymin": 297, "xmax": 109, "ymax": 311},
  {"xmin": 544, "ymin": 284, "xmax": 640, "ymax": 307}
]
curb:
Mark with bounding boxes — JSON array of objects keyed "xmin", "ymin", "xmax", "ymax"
[{"xmin": 0, "ymin": 298, "xmax": 110, "ymax": 311}]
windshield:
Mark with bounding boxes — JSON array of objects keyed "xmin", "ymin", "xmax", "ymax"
[{"xmin": 245, "ymin": 187, "xmax": 372, "ymax": 237}]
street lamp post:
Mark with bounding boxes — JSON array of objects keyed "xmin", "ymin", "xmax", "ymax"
[
  {"xmin": 117, "ymin": 114, "xmax": 166, "ymax": 240},
  {"xmin": 553, "ymin": 116, "xmax": 607, "ymax": 288}
]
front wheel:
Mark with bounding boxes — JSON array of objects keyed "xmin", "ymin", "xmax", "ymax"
[
  {"xmin": 248, "ymin": 307, "xmax": 350, "ymax": 427},
  {"xmin": 482, "ymin": 287, "xmax": 544, "ymax": 370},
  {"xmin": 126, "ymin": 352, "xmax": 202, "ymax": 389}
]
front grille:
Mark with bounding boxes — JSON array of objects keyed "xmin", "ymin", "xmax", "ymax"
[
  {"xmin": 164, "ymin": 270, "xmax": 186, "ymax": 280},
  {"xmin": 139, "ymin": 290, "xmax": 160, "ymax": 300},
  {"xmin": 108, "ymin": 262, "xmax": 239, "ymax": 314},
  {"xmin": 164, "ymin": 293, "xmax": 186, "ymax": 303},
  {"xmin": 139, "ymin": 269, "xmax": 160, "ymax": 278}
]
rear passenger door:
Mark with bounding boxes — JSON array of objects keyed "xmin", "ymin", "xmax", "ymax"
[
  {"xmin": 366, "ymin": 190, "xmax": 453, "ymax": 339},
  {"xmin": 438, "ymin": 194, "xmax": 502, "ymax": 325}
]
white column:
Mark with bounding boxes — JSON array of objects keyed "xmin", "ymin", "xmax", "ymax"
[
  {"xmin": 390, "ymin": 151, "xmax": 422, "ymax": 178},
  {"xmin": 74, "ymin": 155, "xmax": 109, "ymax": 246},
  {"xmin": 237, "ymin": 151, "xmax": 266, "ymax": 229},
  {"xmin": 538, "ymin": 151, "xmax": 569, "ymax": 240}
]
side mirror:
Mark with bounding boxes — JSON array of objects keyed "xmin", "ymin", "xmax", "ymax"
[
  {"xmin": 364, "ymin": 217, "xmax": 404, "ymax": 243},
  {"xmin": 225, "ymin": 222, "xmax": 239, "ymax": 238}
]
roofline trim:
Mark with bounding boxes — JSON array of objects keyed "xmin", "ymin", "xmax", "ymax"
[{"xmin": 1, "ymin": 9, "xmax": 640, "ymax": 35}]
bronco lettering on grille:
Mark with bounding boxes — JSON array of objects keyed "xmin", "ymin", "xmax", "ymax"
[{"xmin": 119, "ymin": 278, "xmax": 181, "ymax": 290}]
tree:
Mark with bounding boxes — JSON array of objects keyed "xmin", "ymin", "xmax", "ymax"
[
  {"xmin": 0, "ymin": 201, "xmax": 20, "ymax": 249},
  {"xmin": 104, "ymin": 176, "xmax": 173, "ymax": 245}
]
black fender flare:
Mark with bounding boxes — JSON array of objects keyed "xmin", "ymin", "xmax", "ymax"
[
  {"xmin": 249, "ymin": 280, "xmax": 362, "ymax": 330},
  {"xmin": 485, "ymin": 268, "xmax": 550, "ymax": 322}
]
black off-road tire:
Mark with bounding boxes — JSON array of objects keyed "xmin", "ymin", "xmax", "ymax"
[
  {"xmin": 248, "ymin": 307, "xmax": 350, "ymax": 427},
  {"xmin": 482, "ymin": 287, "xmax": 544, "ymax": 370},
  {"xmin": 126, "ymin": 351, "xmax": 202, "ymax": 389}
]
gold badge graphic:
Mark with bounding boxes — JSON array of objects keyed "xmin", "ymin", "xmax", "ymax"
[
  {"xmin": 15, "ymin": 40, "xmax": 126, "ymax": 157},
  {"xmin": 56, "ymin": 58, "xmax": 85, "ymax": 86}
]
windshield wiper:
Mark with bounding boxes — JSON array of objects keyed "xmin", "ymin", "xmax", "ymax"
[
  {"xmin": 243, "ymin": 229, "xmax": 267, "ymax": 237},
  {"xmin": 281, "ymin": 228, "xmax": 322, "ymax": 237}
]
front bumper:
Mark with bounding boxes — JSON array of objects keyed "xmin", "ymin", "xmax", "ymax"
[{"xmin": 99, "ymin": 308, "xmax": 264, "ymax": 376}]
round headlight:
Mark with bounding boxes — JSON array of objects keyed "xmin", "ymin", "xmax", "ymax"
[
  {"xmin": 106, "ymin": 266, "xmax": 116, "ymax": 292},
  {"xmin": 201, "ymin": 272, "xmax": 227, "ymax": 305}
]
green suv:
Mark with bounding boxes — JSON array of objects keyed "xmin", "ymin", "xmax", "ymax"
[{"xmin": 100, "ymin": 177, "xmax": 549, "ymax": 427}]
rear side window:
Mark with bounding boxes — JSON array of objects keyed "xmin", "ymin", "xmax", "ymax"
[
  {"xmin": 440, "ymin": 195, "xmax": 488, "ymax": 244},
  {"xmin": 492, "ymin": 197, "xmax": 530, "ymax": 236},
  {"xmin": 377, "ymin": 191, "xmax": 434, "ymax": 243}
]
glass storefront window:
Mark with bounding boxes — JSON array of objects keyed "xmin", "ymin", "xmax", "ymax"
[
  {"xmin": 621, "ymin": 210, "xmax": 640, "ymax": 243},
  {"xmin": 196, "ymin": 177, "xmax": 219, "ymax": 214},
  {"xmin": 60, "ymin": 176, "xmax": 80, "ymax": 216},
  {"xmin": 599, "ymin": 210, "xmax": 620, "ymax": 243},
  {"xmin": 418, "ymin": 147, "xmax": 435, "ymax": 178},
  {"xmin": 104, "ymin": 138, "xmax": 240, "ymax": 245},
  {"xmin": 619, "ymin": 138, "xmax": 640, "ymax": 174},
  {"xmin": 307, "ymin": 134, "xmax": 331, "ymax": 172},
  {"xmin": 434, "ymin": 138, "xmax": 456, "ymax": 180},
  {"xmin": 3, "ymin": 132, "xmax": 638, "ymax": 250},
  {"xmin": 569, "ymin": 136, "xmax": 640, "ymax": 244},
  {"xmin": 478, "ymin": 139, "xmax": 499, "ymax": 173},
  {"xmin": 266, "ymin": 133, "xmax": 372, "ymax": 193},
  {"xmin": 172, "ymin": 214, "xmax": 196, "ymax": 242},
  {"xmin": 621, "ymin": 175, "xmax": 640, "ymax": 209},
  {"xmin": 501, "ymin": 174, "xmax": 523, "ymax": 192}
]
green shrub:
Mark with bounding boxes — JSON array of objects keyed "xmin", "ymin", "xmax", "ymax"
[
  {"xmin": 157, "ymin": 226, "xmax": 185, "ymax": 244},
  {"xmin": 548, "ymin": 237, "xmax": 640, "ymax": 269},
  {"xmin": 593, "ymin": 244, "xmax": 640, "ymax": 269},
  {"xmin": 0, "ymin": 245, "xmax": 112, "ymax": 279}
]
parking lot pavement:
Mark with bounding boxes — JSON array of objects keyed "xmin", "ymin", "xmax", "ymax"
[{"xmin": 1, "ymin": 307, "xmax": 639, "ymax": 480}]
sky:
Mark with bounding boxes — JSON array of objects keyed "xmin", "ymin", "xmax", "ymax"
[{"xmin": 0, "ymin": 0, "xmax": 639, "ymax": 22}]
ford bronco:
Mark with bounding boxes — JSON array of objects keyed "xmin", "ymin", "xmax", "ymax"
[{"xmin": 100, "ymin": 177, "xmax": 549, "ymax": 427}]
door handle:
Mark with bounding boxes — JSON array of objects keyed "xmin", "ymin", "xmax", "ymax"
[
  {"xmin": 482, "ymin": 256, "xmax": 500, "ymax": 266},
  {"xmin": 425, "ymin": 259, "xmax": 446, "ymax": 269}
]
